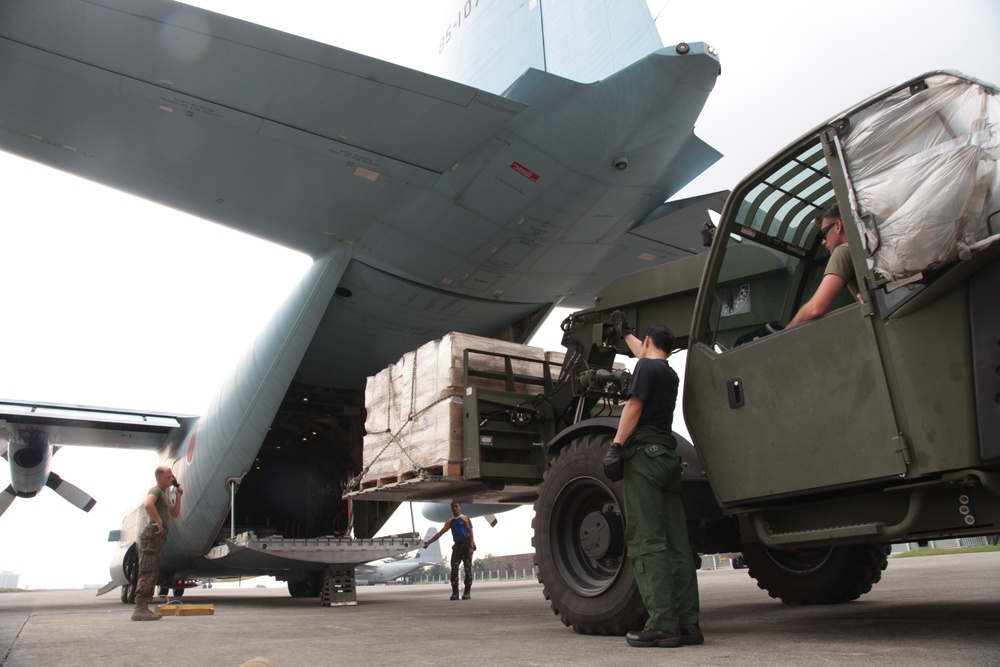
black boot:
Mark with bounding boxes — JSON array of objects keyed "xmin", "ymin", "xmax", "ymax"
[
  {"xmin": 450, "ymin": 584, "xmax": 459, "ymax": 601},
  {"xmin": 462, "ymin": 584, "xmax": 471, "ymax": 600}
]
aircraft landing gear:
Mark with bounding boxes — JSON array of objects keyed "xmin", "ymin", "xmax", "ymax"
[
  {"xmin": 121, "ymin": 547, "xmax": 138, "ymax": 604},
  {"xmin": 287, "ymin": 571, "xmax": 323, "ymax": 598}
]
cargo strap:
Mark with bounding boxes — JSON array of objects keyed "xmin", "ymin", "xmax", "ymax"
[{"xmin": 352, "ymin": 349, "xmax": 426, "ymax": 490}]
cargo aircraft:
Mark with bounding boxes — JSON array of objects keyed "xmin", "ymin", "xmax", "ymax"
[{"xmin": 0, "ymin": 0, "xmax": 723, "ymax": 602}]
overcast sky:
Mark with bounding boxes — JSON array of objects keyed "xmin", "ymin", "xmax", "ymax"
[{"xmin": 1, "ymin": 0, "xmax": 998, "ymax": 589}]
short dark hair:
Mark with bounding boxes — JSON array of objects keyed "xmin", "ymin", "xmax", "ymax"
[
  {"xmin": 819, "ymin": 203, "xmax": 840, "ymax": 221},
  {"xmin": 643, "ymin": 324, "xmax": 676, "ymax": 353}
]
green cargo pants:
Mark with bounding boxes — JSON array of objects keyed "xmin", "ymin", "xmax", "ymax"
[{"xmin": 622, "ymin": 427, "xmax": 700, "ymax": 631}]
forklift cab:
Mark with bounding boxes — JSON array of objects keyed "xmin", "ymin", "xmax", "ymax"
[{"xmin": 683, "ymin": 72, "xmax": 1000, "ymax": 509}]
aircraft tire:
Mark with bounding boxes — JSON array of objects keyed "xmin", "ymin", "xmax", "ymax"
[
  {"xmin": 532, "ymin": 433, "xmax": 646, "ymax": 636},
  {"xmin": 287, "ymin": 571, "xmax": 323, "ymax": 598},
  {"xmin": 741, "ymin": 542, "xmax": 890, "ymax": 604},
  {"xmin": 121, "ymin": 546, "xmax": 138, "ymax": 604},
  {"xmin": 172, "ymin": 587, "xmax": 185, "ymax": 597}
]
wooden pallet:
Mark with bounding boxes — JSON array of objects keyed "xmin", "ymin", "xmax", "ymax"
[
  {"xmin": 421, "ymin": 464, "xmax": 463, "ymax": 477},
  {"xmin": 358, "ymin": 463, "xmax": 464, "ymax": 489}
]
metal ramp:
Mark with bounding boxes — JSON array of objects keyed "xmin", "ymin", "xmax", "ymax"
[
  {"xmin": 205, "ymin": 531, "xmax": 422, "ymax": 565},
  {"xmin": 205, "ymin": 531, "xmax": 420, "ymax": 606}
]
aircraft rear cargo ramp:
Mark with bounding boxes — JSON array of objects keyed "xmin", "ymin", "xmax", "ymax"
[{"xmin": 205, "ymin": 531, "xmax": 423, "ymax": 606}]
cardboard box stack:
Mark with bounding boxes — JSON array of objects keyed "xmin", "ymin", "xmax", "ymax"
[{"xmin": 361, "ymin": 332, "xmax": 553, "ymax": 485}]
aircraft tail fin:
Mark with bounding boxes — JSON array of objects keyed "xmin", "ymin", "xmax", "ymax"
[
  {"xmin": 437, "ymin": 0, "xmax": 663, "ymax": 94},
  {"xmin": 417, "ymin": 527, "xmax": 443, "ymax": 564}
]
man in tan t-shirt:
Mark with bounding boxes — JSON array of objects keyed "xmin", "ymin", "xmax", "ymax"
[
  {"xmin": 788, "ymin": 205, "xmax": 861, "ymax": 327},
  {"xmin": 131, "ymin": 466, "xmax": 183, "ymax": 621}
]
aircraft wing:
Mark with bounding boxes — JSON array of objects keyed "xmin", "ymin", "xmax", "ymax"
[
  {"xmin": 0, "ymin": 0, "xmax": 722, "ymax": 389},
  {"xmin": 0, "ymin": 399, "xmax": 195, "ymax": 516},
  {"xmin": 0, "ymin": 400, "xmax": 194, "ymax": 450}
]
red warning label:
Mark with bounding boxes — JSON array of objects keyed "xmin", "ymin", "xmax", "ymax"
[{"xmin": 510, "ymin": 162, "xmax": 539, "ymax": 182}]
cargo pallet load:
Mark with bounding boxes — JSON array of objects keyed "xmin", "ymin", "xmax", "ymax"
[{"xmin": 351, "ymin": 332, "xmax": 566, "ymax": 502}]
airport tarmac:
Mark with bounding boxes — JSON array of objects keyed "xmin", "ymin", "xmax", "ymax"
[{"xmin": 1, "ymin": 551, "xmax": 997, "ymax": 667}]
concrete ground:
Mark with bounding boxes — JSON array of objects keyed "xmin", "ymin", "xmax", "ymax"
[{"xmin": 1, "ymin": 551, "xmax": 997, "ymax": 667}]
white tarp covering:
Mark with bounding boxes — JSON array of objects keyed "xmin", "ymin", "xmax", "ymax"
[{"xmin": 842, "ymin": 74, "xmax": 1000, "ymax": 280}]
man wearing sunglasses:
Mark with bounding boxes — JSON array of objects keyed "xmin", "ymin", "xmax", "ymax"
[{"xmin": 787, "ymin": 204, "xmax": 861, "ymax": 327}]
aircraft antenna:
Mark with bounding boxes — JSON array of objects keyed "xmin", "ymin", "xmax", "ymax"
[
  {"xmin": 651, "ymin": 0, "xmax": 671, "ymax": 23},
  {"xmin": 538, "ymin": 0, "xmax": 548, "ymax": 72}
]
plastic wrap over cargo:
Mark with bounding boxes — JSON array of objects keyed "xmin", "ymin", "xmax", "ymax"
[
  {"xmin": 842, "ymin": 74, "xmax": 1000, "ymax": 280},
  {"xmin": 360, "ymin": 333, "xmax": 549, "ymax": 484}
]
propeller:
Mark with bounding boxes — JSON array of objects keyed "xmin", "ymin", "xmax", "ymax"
[
  {"xmin": 45, "ymin": 471, "xmax": 97, "ymax": 512},
  {"xmin": 0, "ymin": 485, "xmax": 15, "ymax": 517},
  {"xmin": 0, "ymin": 441, "xmax": 14, "ymax": 516}
]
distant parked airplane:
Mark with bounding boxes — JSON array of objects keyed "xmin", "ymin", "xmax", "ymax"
[{"xmin": 354, "ymin": 528, "xmax": 442, "ymax": 586}]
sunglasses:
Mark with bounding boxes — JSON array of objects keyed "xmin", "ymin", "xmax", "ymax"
[{"xmin": 818, "ymin": 220, "xmax": 839, "ymax": 241}]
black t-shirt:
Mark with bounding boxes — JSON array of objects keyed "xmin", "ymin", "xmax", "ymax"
[{"xmin": 627, "ymin": 357, "xmax": 678, "ymax": 432}]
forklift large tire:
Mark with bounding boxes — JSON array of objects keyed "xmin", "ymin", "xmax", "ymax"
[
  {"xmin": 741, "ymin": 542, "xmax": 890, "ymax": 604},
  {"xmin": 532, "ymin": 433, "xmax": 646, "ymax": 635}
]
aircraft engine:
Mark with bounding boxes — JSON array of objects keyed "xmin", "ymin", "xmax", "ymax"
[
  {"xmin": 7, "ymin": 429, "xmax": 52, "ymax": 496},
  {"xmin": 0, "ymin": 428, "xmax": 96, "ymax": 517},
  {"xmin": 421, "ymin": 502, "xmax": 516, "ymax": 527}
]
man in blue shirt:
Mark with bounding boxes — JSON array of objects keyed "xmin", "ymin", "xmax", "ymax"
[{"xmin": 425, "ymin": 502, "xmax": 477, "ymax": 600}]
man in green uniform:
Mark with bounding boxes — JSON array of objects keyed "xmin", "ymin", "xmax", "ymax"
[
  {"xmin": 604, "ymin": 316, "xmax": 702, "ymax": 648},
  {"xmin": 788, "ymin": 204, "xmax": 861, "ymax": 327},
  {"xmin": 131, "ymin": 465, "xmax": 183, "ymax": 621}
]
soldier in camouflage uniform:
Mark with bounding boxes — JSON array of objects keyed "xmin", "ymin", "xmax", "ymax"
[
  {"xmin": 425, "ymin": 502, "xmax": 476, "ymax": 600},
  {"xmin": 131, "ymin": 466, "xmax": 183, "ymax": 621}
]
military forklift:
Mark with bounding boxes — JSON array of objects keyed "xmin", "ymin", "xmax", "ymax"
[{"xmin": 352, "ymin": 71, "xmax": 1000, "ymax": 634}]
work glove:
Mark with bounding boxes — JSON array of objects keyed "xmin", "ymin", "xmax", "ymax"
[
  {"xmin": 603, "ymin": 443, "xmax": 624, "ymax": 482},
  {"xmin": 610, "ymin": 310, "xmax": 634, "ymax": 339}
]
